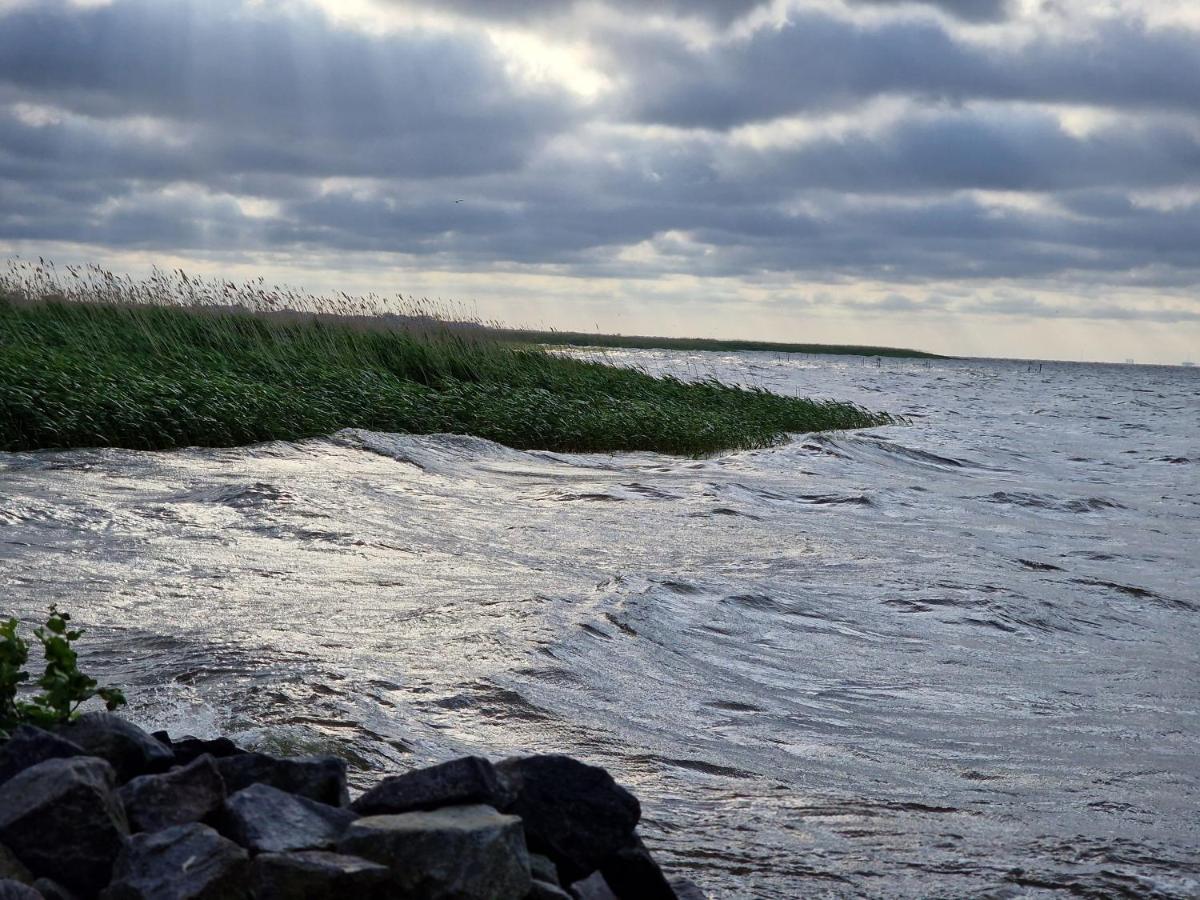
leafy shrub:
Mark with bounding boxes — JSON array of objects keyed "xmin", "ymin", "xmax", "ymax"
[{"xmin": 0, "ymin": 606, "xmax": 126, "ymax": 733}]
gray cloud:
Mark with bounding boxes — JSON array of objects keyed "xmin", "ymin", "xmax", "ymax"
[
  {"xmin": 972, "ymin": 296, "xmax": 1200, "ymax": 323},
  {"xmin": 742, "ymin": 111, "xmax": 1200, "ymax": 193},
  {"xmin": 392, "ymin": 0, "xmax": 768, "ymax": 26},
  {"xmin": 0, "ymin": 0, "xmax": 572, "ymax": 171},
  {"xmin": 613, "ymin": 13, "xmax": 1200, "ymax": 128},
  {"xmin": 846, "ymin": 0, "xmax": 1012, "ymax": 23},
  {"xmin": 0, "ymin": 0, "xmax": 1198, "ymax": 312}
]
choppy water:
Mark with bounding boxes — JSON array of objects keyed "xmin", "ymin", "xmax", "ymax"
[{"xmin": 2, "ymin": 351, "xmax": 1198, "ymax": 898}]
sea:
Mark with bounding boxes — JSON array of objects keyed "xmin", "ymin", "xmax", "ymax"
[{"xmin": 2, "ymin": 350, "xmax": 1197, "ymax": 898}]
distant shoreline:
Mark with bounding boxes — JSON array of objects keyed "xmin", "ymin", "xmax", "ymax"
[{"xmin": 491, "ymin": 327, "xmax": 946, "ymax": 359}]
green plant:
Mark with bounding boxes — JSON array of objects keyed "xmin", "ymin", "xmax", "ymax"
[
  {"xmin": 0, "ymin": 606, "xmax": 126, "ymax": 734},
  {"xmin": 0, "ymin": 259, "xmax": 899, "ymax": 456}
]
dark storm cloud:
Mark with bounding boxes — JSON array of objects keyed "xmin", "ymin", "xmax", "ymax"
[
  {"xmin": 614, "ymin": 13, "xmax": 1200, "ymax": 128},
  {"xmin": 846, "ymin": 0, "xmax": 1012, "ymax": 23}
]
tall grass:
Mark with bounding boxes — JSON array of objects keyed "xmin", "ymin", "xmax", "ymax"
[{"xmin": 0, "ymin": 260, "xmax": 896, "ymax": 456}]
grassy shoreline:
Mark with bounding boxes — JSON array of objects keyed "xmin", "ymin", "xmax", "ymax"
[{"xmin": 0, "ymin": 265, "xmax": 897, "ymax": 456}]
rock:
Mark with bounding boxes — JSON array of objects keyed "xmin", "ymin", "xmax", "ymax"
[
  {"xmin": 569, "ymin": 872, "xmax": 618, "ymax": 900},
  {"xmin": 118, "ymin": 755, "xmax": 226, "ymax": 833},
  {"xmin": 530, "ymin": 853, "xmax": 560, "ymax": 886},
  {"xmin": 155, "ymin": 735, "xmax": 245, "ymax": 767},
  {"xmin": 0, "ymin": 726, "xmax": 86, "ymax": 786},
  {"xmin": 338, "ymin": 805, "xmax": 530, "ymax": 900},
  {"xmin": 351, "ymin": 756, "xmax": 513, "ymax": 816},
  {"xmin": 102, "ymin": 823, "xmax": 249, "ymax": 900},
  {"xmin": 0, "ymin": 845, "xmax": 31, "ymax": 885},
  {"xmin": 668, "ymin": 878, "xmax": 707, "ymax": 900},
  {"xmin": 171, "ymin": 737, "xmax": 244, "ymax": 765},
  {"xmin": 598, "ymin": 834, "xmax": 677, "ymax": 900},
  {"xmin": 216, "ymin": 783, "xmax": 356, "ymax": 853},
  {"xmin": 0, "ymin": 756, "xmax": 128, "ymax": 893},
  {"xmin": 56, "ymin": 714, "xmax": 174, "ymax": 782},
  {"xmin": 216, "ymin": 753, "xmax": 348, "ymax": 806},
  {"xmin": 0, "ymin": 881, "xmax": 40, "ymax": 900},
  {"xmin": 251, "ymin": 851, "xmax": 390, "ymax": 900},
  {"xmin": 496, "ymin": 755, "xmax": 640, "ymax": 884},
  {"xmin": 32, "ymin": 880, "xmax": 80, "ymax": 900},
  {"xmin": 529, "ymin": 881, "xmax": 574, "ymax": 900}
]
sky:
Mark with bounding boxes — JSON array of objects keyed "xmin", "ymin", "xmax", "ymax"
[{"xmin": 1, "ymin": 0, "xmax": 1198, "ymax": 362}]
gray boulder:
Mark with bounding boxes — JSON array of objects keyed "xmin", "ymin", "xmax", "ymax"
[
  {"xmin": 669, "ymin": 879, "xmax": 708, "ymax": 900},
  {"xmin": 102, "ymin": 823, "xmax": 249, "ymax": 900},
  {"xmin": 119, "ymin": 755, "xmax": 226, "ymax": 833},
  {"xmin": 216, "ymin": 753, "xmax": 348, "ymax": 806},
  {"xmin": 338, "ymin": 804, "xmax": 531, "ymax": 900},
  {"xmin": 216, "ymin": 783, "xmax": 355, "ymax": 853},
  {"xmin": 0, "ymin": 845, "xmax": 31, "ymax": 884},
  {"xmin": 530, "ymin": 881, "xmax": 574, "ymax": 900},
  {"xmin": 530, "ymin": 853, "xmax": 560, "ymax": 886},
  {"xmin": 0, "ymin": 726, "xmax": 86, "ymax": 786},
  {"xmin": 598, "ymin": 834, "xmax": 677, "ymax": 899},
  {"xmin": 496, "ymin": 755, "xmax": 640, "ymax": 884},
  {"xmin": 56, "ymin": 714, "xmax": 174, "ymax": 782},
  {"xmin": 152, "ymin": 734, "xmax": 245, "ymax": 767},
  {"xmin": 0, "ymin": 881, "xmax": 40, "ymax": 900},
  {"xmin": 351, "ymin": 756, "xmax": 513, "ymax": 816},
  {"xmin": 31, "ymin": 880, "xmax": 80, "ymax": 900},
  {"xmin": 252, "ymin": 851, "xmax": 390, "ymax": 900},
  {"xmin": 569, "ymin": 872, "xmax": 618, "ymax": 900},
  {"xmin": 0, "ymin": 756, "xmax": 128, "ymax": 893}
]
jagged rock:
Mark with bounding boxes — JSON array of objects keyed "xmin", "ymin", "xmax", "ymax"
[
  {"xmin": 216, "ymin": 753, "xmax": 348, "ymax": 806},
  {"xmin": 118, "ymin": 754, "xmax": 226, "ymax": 833},
  {"xmin": 154, "ymin": 734, "xmax": 245, "ymax": 767},
  {"xmin": 529, "ymin": 881, "xmax": 574, "ymax": 900},
  {"xmin": 32, "ymin": 879, "xmax": 80, "ymax": 900},
  {"xmin": 0, "ymin": 880, "xmax": 40, "ymax": 900},
  {"xmin": 530, "ymin": 853, "xmax": 560, "ymax": 886},
  {"xmin": 496, "ymin": 755, "xmax": 640, "ymax": 884},
  {"xmin": 598, "ymin": 834, "xmax": 677, "ymax": 900},
  {"xmin": 252, "ymin": 851, "xmax": 390, "ymax": 900},
  {"xmin": 569, "ymin": 872, "xmax": 618, "ymax": 900},
  {"xmin": 102, "ymin": 823, "xmax": 249, "ymax": 900},
  {"xmin": 0, "ymin": 726, "xmax": 86, "ymax": 786},
  {"xmin": 338, "ymin": 804, "xmax": 531, "ymax": 900},
  {"xmin": 0, "ymin": 756, "xmax": 128, "ymax": 893},
  {"xmin": 56, "ymin": 714, "xmax": 174, "ymax": 782},
  {"xmin": 216, "ymin": 783, "xmax": 355, "ymax": 853},
  {"xmin": 0, "ymin": 845, "xmax": 31, "ymax": 884},
  {"xmin": 351, "ymin": 756, "xmax": 513, "ymax": 816},
  {"xmin": 668, "ymin": 879, "xmax": 707, "ymax": 900}
]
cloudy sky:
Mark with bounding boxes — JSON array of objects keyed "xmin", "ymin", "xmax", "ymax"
[{"xmin": 1, "ymin": 0, "xmax": 1198, "ymax": 361}]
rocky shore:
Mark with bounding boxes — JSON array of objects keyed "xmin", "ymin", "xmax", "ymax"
[{"xmin": 0, "ymin": 714, "xmax": 706, "ymax": 899}]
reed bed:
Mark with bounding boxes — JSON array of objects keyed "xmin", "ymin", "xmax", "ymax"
[{"xmin": 0, "ymin": 260, "xmax": 895, "ymax": 456}]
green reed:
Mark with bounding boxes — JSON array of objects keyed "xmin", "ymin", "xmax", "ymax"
[{"xmin": 0, "ymin": 260, "xmax": 896, "ymax": 456}]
